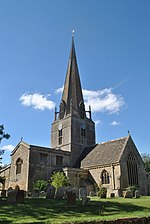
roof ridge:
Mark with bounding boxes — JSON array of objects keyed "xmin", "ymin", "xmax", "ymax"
[{"xmin": 98, "ymin": 136, "xmax": 128, "ymax": 145}]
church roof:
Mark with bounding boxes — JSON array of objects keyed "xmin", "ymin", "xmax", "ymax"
[
  {"xmin": 81, "ymin": 136, "xmax": 129, "ymax": 168},
  {"xmin": 61, "ymin": 35, "xmax": 85, "ymax": 115}
]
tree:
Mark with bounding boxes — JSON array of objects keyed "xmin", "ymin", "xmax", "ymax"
[
  {"xmin": 141, "ymin": 153, "xmax": 150, "ymax": 173},
  {"xmin": 33, "ymin": 179, "xmax": 48, "ymax": 192},
  {"xmin": 0, "ymin": 125, "xmax": 10, "ymax": 168},
  {"xmin": 0, "ymin": 125, "xmax": 10, "ymax": 183},
  {"xmin": 50, "ymin": 171, "xmax": 69, "ymax": 196}
]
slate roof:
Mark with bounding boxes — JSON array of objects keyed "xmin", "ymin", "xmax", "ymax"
[{"xmin": 81, "ymin": 136, "xmax": 129, "ymax": 168}]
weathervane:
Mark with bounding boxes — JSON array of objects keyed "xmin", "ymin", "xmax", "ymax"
[{"xmin": 72, "ymin": 29, "xmax": 75, "ymax": 37}]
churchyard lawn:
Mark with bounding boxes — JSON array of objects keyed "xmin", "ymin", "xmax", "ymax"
[{"xmin": 0, "ymin": 196, "xmax": 150, "ymax": 224}]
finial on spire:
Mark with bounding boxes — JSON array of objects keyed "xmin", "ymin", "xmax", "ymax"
[{"xmin": 72, "ymin": 29, "xmax": 75, "ymax": 37}]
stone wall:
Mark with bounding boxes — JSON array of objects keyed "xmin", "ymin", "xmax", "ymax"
[
  {"xmin": 9, "ymin": 142, "xmax": 30, "ymax": 191},
  {"xmin": 88, "ymin": 164, "xmax": 121, "ymax": 197}
]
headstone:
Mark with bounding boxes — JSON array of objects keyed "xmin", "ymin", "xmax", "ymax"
[
  {"xmin": 55, "ymin": 187, "xmax": 65, "ymax": 199},
  {"xmin": 135, "ymin": 190, "xmax": 140, "ymax": 198},
  {"xmin": 1, "ymin": 190, "xmax": 6, "ymax": 197},
  {"xmin": 73, "ymin": 187, "xmax": 79, "ymax": 198},
  {"xmin": 39, "ymin": 191, "xmax": 46, "ymax": 197},
  {"xmin": 124, "ymin": 190, "xmax": 133, "ymax": 198},
  {"xmin": 82, "ymin": 197, "xmax": 90, "ymax": 206},
  {"xmin": 79, "ymin": 187, "xmax": 87, "ymax": 199},
  {"xmin": 46, "ymin": 185, "xmax": 55, "ymax": 199},
  {"xmin": 32, "ymin": 189, "xmax": 39, "ymax": 198},
  {"xmin": 7, "ymin": 189, "xmax": 17, "ymax": 204},
  {"xmin": 16, "ymin": 190, "xmax": 24, "ymax": 204},
  {"xmin": 66, "ymin": 191, "xmax": 76, "ymax": 205}
]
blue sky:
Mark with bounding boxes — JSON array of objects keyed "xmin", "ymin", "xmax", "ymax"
[{"xmin": 0, "ymin": 0, "xmax": 150, "ymax": 165}]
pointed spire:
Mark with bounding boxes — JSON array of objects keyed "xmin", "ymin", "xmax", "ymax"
[{"xmin": 60, "ymin": 34, "xmax": 85, "ymax": 118}]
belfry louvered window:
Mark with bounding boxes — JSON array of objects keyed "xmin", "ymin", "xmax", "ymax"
[
  {"xmin": 127, "ymin": 152, "xmax": 139, "ymax": 186},
  {"xmin": 59, "ymin": 100, "xmax": 66, "ymax": 119},
  {"xmin": 101, "ymin": 170, "xmax": 110, "ymax": 184},
  {"xmin": 80, "ymin": 102, "xmax": 85, "ymax": 119}
]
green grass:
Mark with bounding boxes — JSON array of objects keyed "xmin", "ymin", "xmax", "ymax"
[{"xmin": 0, "ymin": 196, "xmax": 150, "ymax": 224}]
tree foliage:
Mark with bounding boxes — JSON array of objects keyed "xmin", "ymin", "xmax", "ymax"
[
  {"xmin": 0, "ymin": 125, "xmax": 10, "ymax": 168},
  {"xmin": 33, "ymin": 179, "xmax": 48, "ymax": 192},
  {"xmin": 50, "ymin": 171, "xmax": 69, "ymax": 189},
  {"xmin": 141, "ymin": 153, "xmax": 150, "ymax": 173},
  {"xmin": 0, "ymin": 125, "xmax": 10, "ymax": 183}
]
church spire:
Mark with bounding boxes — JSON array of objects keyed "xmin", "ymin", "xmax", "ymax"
[{"xmin": 59, "ymin": 34, "xmax": 86, "ymax": 118}]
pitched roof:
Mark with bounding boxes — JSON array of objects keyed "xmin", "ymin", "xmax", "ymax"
[{"xmin": 81, "ymin": 136, "xmax": 129, "ymax": 168}]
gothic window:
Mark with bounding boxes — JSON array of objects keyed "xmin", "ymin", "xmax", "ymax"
[
  {"xmin": 79, "ymin": 102, "xmax": 85, "ymax": 119},
  {"xmin": 56, "ymin": 155, "xmax": 63, "ymax": 166},
  {"xmin": 127, "ymin": 152, "xmax": 139, "ymax": 186},
  {"xmin": 16, "ymin": 158, "xmax": 23, "ymax": 175},
  {"xmin": 101, "ymin": 170, "xmax": 110, "ymax": 184},
  {"xmin": 40, "ymin": 153, "xmax": 47, "ymax": 164},
  {"xmin": 59, "ymin": 100, "xmax": 66, "ymax": 120},
  {"xmin": 58, "ymin": 129, "xmax": 62, "ymax": 145}
]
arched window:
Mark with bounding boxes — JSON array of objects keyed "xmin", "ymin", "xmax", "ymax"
[
  {"xmin": 16, "ymin": 158, "xmax": 23, "ymax": 175},
  {"xmin": 79, "ymin": 102, "xmax": 86, "ymax": 119},
  {"xmin": 59, "ymin": 100, "xmax": 66, "ymax": 119},
  {"xmin": 101, "ymin": 170, "xmax": 110, "ymax": 184},
  {"xmin": 127, "ymin": 152, "xmax": 139, "ymax": 186}
]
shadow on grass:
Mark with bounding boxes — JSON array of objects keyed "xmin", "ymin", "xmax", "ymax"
[{"xmin": 0, "ymin": 197, "xmax": 149, "ymax": 223}]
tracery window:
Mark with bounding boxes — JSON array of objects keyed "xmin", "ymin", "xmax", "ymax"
[
  {"xmin": 101, "ymin": 169, "xmax": 110, "ymax": 184},
  {"xmin": 127, "ymin": 152, "xmax": 139, "ymax": 186},
  {"xmin": 16, "ymin": 158, "xmax": 23, "ymax": 175}
]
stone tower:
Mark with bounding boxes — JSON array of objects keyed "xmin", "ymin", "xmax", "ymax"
[{"xmin": 51, "ymin": 35, "xmax": 96, "ymax": 167}]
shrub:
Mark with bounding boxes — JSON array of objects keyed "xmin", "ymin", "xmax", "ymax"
[
  {"xmin": 97, "ymin": 187, "xmax": 107, "ymax": 198},
  {"xmin": 33, "ymin": 179, "xmax": 48, "ymax": 192}
]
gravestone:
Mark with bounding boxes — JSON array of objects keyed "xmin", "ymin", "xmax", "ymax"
[
  {"xmin": 1, "ymin": 190, "xmax": 6, "ymax": 197},
  {"xmin": 32, "ymin": 189, "xmax": 39, "ymax": 197},
  {"xmin": 79, "ymin": 187, "xmax": 87, "ymax": 199},
  {"xmin": 124, "ymin": 190, "xmax": 133, "ymax": 198},
  {"xmin": 135, "ymin": 190, "xmax": 140, "ymax": 198},
  {"xmin": 66, "ymin": 191, "xmax": 76, "ymax": 205},
  {"xmin": 46, "ymin": 185, "xmax": 55, "ymax": 199},
  {"xmin": 55, "ymin": 187, "xmax": 65, "ymax": 199},
  {"xmin": 7, "ymin": 189, "xmax": 17, "ymax": 204},
  {"xmin": 82, "ymin": 197, "xmax": 90, "ymax": 206},
  {"xmin": 39, "ymin": 191, "xmax": 46, "ymax": 197},
  {"xmin": 16, "ymin": 190, "xmax": 24, "ymax": 204},
  {"xmin": 73, "ymin": 187, "xmax": 79, "ymax": 198}
]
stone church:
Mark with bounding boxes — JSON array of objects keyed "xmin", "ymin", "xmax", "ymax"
[{"xmin": 0, "ymin": 36, "xmax": 149, "ymax": 196}]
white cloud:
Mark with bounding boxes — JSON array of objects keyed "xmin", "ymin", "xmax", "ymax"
[
  {"xmin": 55, "ymin": 86, "xmax": 125, "ymax": 114},
  {"xmin": 55, "ymin": 86, "xmax": 64, "ymax": 94},
  {"xmin": 20, "ymin": 93, "xmax": 55, "ymax": 111},
  {"xmin": 83, "ymin": 88, "xmax": 125, "ymax": 114},
  {"xmin": 2, "ymin": 145, "xmax": 14, "ymax": 151},
  {"xmin": 94, "ymin": 120, "xmax": 102, "ymax": 127},
  {"xmin": 110, "ymin": 121, "xmax": 121, "ymax": 126}
]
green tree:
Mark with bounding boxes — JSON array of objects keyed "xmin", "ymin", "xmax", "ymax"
[
  {"xmin": 0, "ymin": 125, "xmax": 10, "ymax": 183},
  {"xmin": 141, "ymin": 153, "xmax": 150, "ymax": 173},
  {"xmin": 33, "ymin": 179, "xmax": 48, "ymax": 192},
  {"xmin": 50, "ymin": 171, "xmax": 69, "ymax": 192}
]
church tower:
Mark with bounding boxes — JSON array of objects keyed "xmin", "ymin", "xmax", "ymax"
[{"xmin": 51, "ymin": 35, "xmax": 96, "ymax": 167}]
